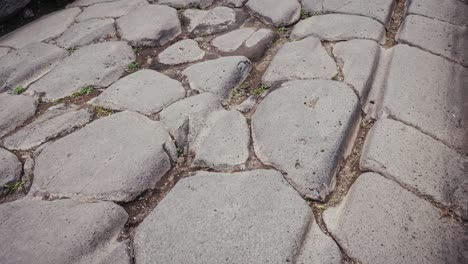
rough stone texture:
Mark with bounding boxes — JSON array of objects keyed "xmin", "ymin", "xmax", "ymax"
[
  {"xmin": 0, "ymin": 148, "xmax": 21, "ymax": 187},
  {"xmin": 291, "ymin": 14, "xmax": 386, "ymax": 44},
  {"xmin": 296, "ymin": 223, "xmax": 342, "ymax": 264},
  {"xmin": 134, "ymin": 170, "xmax": 313, "ymax": 264},
  {"xmin": 324, "ymin": 173, "xmax": 468, "ymax": 264},
  {"xmin": 398, "ymin": 14, "xmax": 468, "ymax": 67},
  {"xmin": 0, "ymin": 0, "xmax": 30, "ymax": 22},
  {"xmin": 76, "ymin": 0, "xmax": 148, "ymax": 21},
  {"xmin": 184, "ymin": 6, "xmax": 238, "ymax": 36},
  {"xmin": 225, "ymin": 0, "xmax": 246, "ymax": 7},
  {"xmin": 68, "ymin": 0, "xmax": 116, "ymax": 7},
  {"xmin": 159, "ymin": 0, "xmax": 213, "ymax": 8},
  {"xmin": 0, "ymin": 47, "xmax": 10, "ymax": 58},
  {"xmin": 375, "ymin": 44, "xmax": 468, "ymax": 153},
  {"xmin": 91, "ymin": 69, "xmax": 185, "ymax": 115},
  {"xmin": 0, "ymin": 199, "xmax": 130, "ymax": 264},
  {"xmin": 157, "ymin": 39, "xmax": 205, "ymax": 65},
  {"xmin": 0, "ymin": 8, "xmax": 81, "ymax": 49},
  {"xmin": 2, "ymin": 104, "xmax": 94, "ymax": 151},
  {"xmin": 0, "ymin": 94, "xmax": 37, "ymax": 138},
  {"xmin": 262, "ymin": 37, "xmax": 336, "ymax": 86},
  {"xmin": 117, "ymin": 5, "xmax": 181, "ymax": 47},
  {"xmin": 182, "ymin": 56, "xmax": 251, "ymax": 98},
  {"xmin": 212, "ymin": 28, "xmax": 255, "ymax": 52},
  {"xmin": 192, "ymin": 110, "xmax": 249, "ymax": 171},
  {"xmin": 235, "ymin": 95, "xmax": 256, "ymax": 113},
  {"xmin": 27, "ymin": 41, "xmax": 135, "ymax": 102},
  {"xmin": 246, "ymin": 0, "xmax": 301, "ymax": 27},
  {"xmin": 408, "ymin": 0, "xmax": 468, "ymax": 26},
  {"xmin": 31, "ymin": 111, "xmax": 177, "ymax": 202},
  {"xmin": 361, "ymin": 118, "xmax": 468, "ymax": 220},
  {"xmin": 252, "ymin": 80, "xmax": 359, "ymax": 200},
  {"xmin": 0, "ymin": 42, "xmax": 67, "ymax": 93},
  {"xmin": 54, "ymin": 18, "xmax": 115, "ymax": 48}
]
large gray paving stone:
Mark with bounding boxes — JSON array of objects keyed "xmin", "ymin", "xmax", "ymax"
[
  {"xmin": 375, "ymin": 44, "xmax": 468, "ymax": 153},
  {"xmin": 361, "ymin": 118, "xmax": 468, "ymax": 220},
  {"xmin": 2, "ymin": 104, "xmax": 94, "ymax": 151},
  {"xmin": 291, "ymin": 14, "xmax": 386, "ymax": 44},
  {"xmin": 246, "ymin": 0, "xmax": 301, "ymax": 27},
  {"xmin": 252, "ymin": 80, "xmax": 359, "ymax": 200},
  {"xmin": 27, "ymin": 41, "xmax": 135, "ymax": 102},
  {"xmin": 0, "ymin": 94, "xmax": 37, "ymax": 138},
  {"xmin": 0, "ymin": 199, "xmax": 130, "ymax": 264},
  {"xmin": 183, "ymin": 6, "xmax": 239, "ymax": 36},
  {"xmin": 68, "ymin": 0, "xmax": 117, "ymax": 7},
  {"xmin": 182, "ymin": 56, "xmax": 251, "ymax": 98},
  {"xmin": 262, "ymin": 37, "xmax": 336, "ymax": 87},
  {"xmin": 323, "ymin": 173, "xmax": 468, "ymax": 264},
  {"xmin": 31, "ymin": 111, "xmax": 177, "ymax": 202},
  {"xmin": 90, "ymin": 69, "xmax": 185, "ymax": 115},
  {"xmin": 54, "ymin": 18, "xmax": 116, "ymax": 49},
  {"xmin": 0, "ymin": 148, "xmax": 21, "ymax": 188},
  {"xmin": 0, "ymin": 8, "xmax": 81, "ymax": 49},
  {"xmin": 0, "ymin": 0, "xmax": 30, "ymax": 22},
  {"xmin": 117, "ymin": 5, "xmax": 181, "ymax": 47},
  {"xmin": 159, "ymin": 0, "xmax": 213, "ymax": 8},
  {"xmin": 398, "ymin": 14, "xmax": 468, "ymax": 67},
  {"xmin": 76, "ymin": 0, "xmax": 148, "ymax": 21},
  {"xmin": 134, "ymin": 169, "xmax": 313, "ymax": 264},
  {"xmin": 0, "ymin": 42, "xmax": 67, "ymax": 93},
  {"xmin": 0, "ymin": 47, "xmax": 11, "ymax": 58},
  {"xmin": 296, "ymin": 223, "xmax": 342, "ymax": 264},
  {"xmin": 157, "ymin": 39, "xmax": 205, "ymax": 65},
  {"xmin": 408, "ymin": 0, "xmax": 468, "ymax": 26}
]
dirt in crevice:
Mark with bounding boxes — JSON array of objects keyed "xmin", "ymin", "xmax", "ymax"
[{"xmin": 384, "ymin": 0, "xmax": 408, "ymax": 48}]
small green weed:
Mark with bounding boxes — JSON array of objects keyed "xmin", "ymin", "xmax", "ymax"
[
  {"xmin": 252, "ymin": 84, "xmax": 269, "ymax": 96},
  {"xmin": 13, "ymin": 86, "xmax": 25, "ymax": 95},
  {"xmin": 126, "ymin": 61, "xmax": 139, "ymax": 73},
  {"xmin": 67, "ymin": 47, "xmax": 76, "ymax": 54},
  {"xmin": 331, "ymin": 73, "xmax": 340, "ymax": 81},
  {"xmin": 176, "ymin": 148, "xmax": 184, "ymax": 156},
  {"xmin": 72, "ymin": 86, "xmax": 94, "ymax": 97},
  {"xmin": 231, "ymin": 87, "xmax": 245, "ymax": 98},
  {"xmin": 300, "ymin": 8, "xmax": 310, "ymax": 19},
  {"xmin": 277, "ymin": 26, "xmax": 288, "ymax": 32},
  {"xmin": 4, "ymin": 180, "xmax": 25, "ymax": 194},
  {"xmin": 95, "ymin": 106, "xmax": 114, "ymax": 116},
  {"xmin": 315, "ymin": 204, "xmax": 328, "ymax": 210}
]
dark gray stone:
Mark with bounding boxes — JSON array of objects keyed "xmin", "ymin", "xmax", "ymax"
[
  {"xmin": 246, "ymin": 0, "xmax": 301, "ymax": 26},
  {"xmin": 0, "ymin": 0, "xmax": 30, "ymax": 22},
  {"xmin": 0, "ymin": 148, "xmax": 21, "ymax": 188},
  {"xmin": 54, "ymin": 18, "xmax": 116, "ymax": 48}
]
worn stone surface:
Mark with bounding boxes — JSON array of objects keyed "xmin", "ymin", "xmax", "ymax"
[
  {"xmin": 117, "ymin": 5, "xmax": 181, "ymax": 47},
  {"xmin": 68, "ymin": 0, "xmax": 116, "ymax": 7},
  {"xmin": 212, "ymin": 28, "xmax": 255, "ymax": 52},
  {"xmin": 235, "ymin": 95, "xmax": 256, "ymax": 113},
  {"xmin": 91, "ymin": 69, "xmax": 185, "ymax": 115},
  {"xmin": 134, "ymin": 169, "xmax": 313, "ymax": 264},
  {"xmin": 0, "ymin": 47, "xmax": 11, "ymax": 58},
  {"xmin": 296, "ymin": 223, "xmax": 342, "ymax": 264},
  {"xmin": 184, "ymin": 6, "xmax": 238, "ymax": 36},
  {"xmin": 182, "ymin": 56, "xmax": 251, "ymax": 98},
  {"xmin": 2, "ymin": 104, "xmax": 94, "ymax": 151},
  {"xmin": 159, "ymin": 0, "xmax": 213, "ymax": 8},
  {"xmin": 54, "ymin": 18, "xmax": 115, "ymax": 48},
  {"xmin": 408, "ymin": 0, "xmax": 468, "ymax": 26},
  {"xmin": 252, "ymin": 80, "xmax": 359, "ymax": 200},
  {"xmin": 76, "ymin": 0, "xmax": 147, "ymax": 21},
  {"xmin": 0, "ymin": 8, "xmax": 81, "ymax": 48},
  {"xmin": 361, "ymin": 118, "xmax": 468, "ymax": 220},
  {"xmin": 376, "ymin": 44, "xmax": 468, "ymax": 153},
  {"xmin": 0, "ymin": 42, "xmax": 67, "ymax": 93},
  {"xmin": 0, "ymin": 0, "xmax": 30, "ymax": 22},
  {"xmin": 157, "ymin": 39, "xmax": 205, "ymax": 65},
  {"xmin": 226, "ymin": 0, "xmax": 246, "ymax": 7},
  {"xmin": 31, "ymin": 111, "xmax": 176, "ymax": 202},
  {"xmin": 27, "ymin": 41, "xmax": 134, "ymax": 102},
  {"xmin": 291, "ymin": 14, "xmax": 386, "ymax": 44},
  {"xmin": 0, "ymin": 148, "xmax": 21, "ymax": 187},
  {"xmin": 0, "ymin": 199, "xmax": 130, "ymax": 264},
  {"xmin": 262, "ymin": 37, "xmax": 336, "ymax": 86},
  {"xmin": 0, "ymin": 94, "xmax": 37, "ymax": 138},
  {"xmin": 246, "ymin": 0, "xmax": 301, "ymax": 27},
  {"xmin": 398, "ymin": 14, "xmax": 468, "ymax": 67},
  {"xmin": 324, "ymin": 173, "xmax": 468, "ymax": 264}
]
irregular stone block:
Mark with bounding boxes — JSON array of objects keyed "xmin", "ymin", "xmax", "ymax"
[
  {"xmin": 159, "ymin": 0, "xmax": 213, "ymax": 8},
  {"xmin": 296, "ymin": 223, "xmax": 342, "ymax": 264},
  {"xmin": 0, "ymin": 94, "xmax": 37, "ymax": 138},
  {"xmin": 31, "ymin": 111, "xmax": 177, "ymax": 202},
  {"xmin": 398, "ymin": 14, "xmax": 468, "ymax": 67},
  {"xmin": 76, "ymin": 0, "xmax": 148, "ymax": 21},
  {"xmin": 2, "ymin": 104, "xmax": 94, "ymax": 150},
  {"xmin": 68, "ymin": 0, "xmax": 116, "ymax": 7},
  {"xmin": 117, "ymin": 5, "xmax": 181, "ymax": 47},
  {"xmin": 91, "ymin": 69, "xmax": 185, "ymax": 115},
  {"xmin": 27, "ymin": 41, "xmax": 135, "ymax": 102},
  {"xmin": 183, "ymin": 6, "xmax": 238, "ymax": 36},
  {"xmin": 157, "ymin": 39, "xmax": 205, "ymax": 65},
  {"xmin": 134, "ymin": 170, "xmax": 313, "ymax": 264},
  {"xmin": 291, "ymin": 14, "xmax": 386, "ymax": 44},
  {"xmin": 408, "ymin": 0, "xmax": 468, "ymax": 26},
  {"xmin": 54, "ymin": 18, "xmax": 116, "ymax": 48},
  {"xmin": 0, "ymin": 199, "xmax": 130, "ymax": 264},
  {"xmin": 262, "ymin": 37, "xmax": 336, "ymax": 87},
  {"xmin": 0, "ymin": 47, "xmax": 11, "ymax": 58},
  {"xmin": 0, "ymin": 8, "xmax": 81, "ymax": 48},
  {"xmin": 235, "ymin": 95, "xmax": 256, "ymax": 113},
  {"xmin": 323, "ymin": 173, "xmax": 468, "ymax": 264},
  {"xmin": 182, "ymin": 56, "xmax": 251, "ymax": 98},
  {"xmin": 0, "ymin": 148, "xmax": 21, "ymax": 187},
  {"xmin": 246, "ymin": 0, "xmax": 301, "ymax": 27},
  {"xmin": 252, "ymin": 80, "xmax": 359, "ymax": 200},
  {"xmin": 0, "ymin": 42, "xmax": 67, "ymax": 93}
]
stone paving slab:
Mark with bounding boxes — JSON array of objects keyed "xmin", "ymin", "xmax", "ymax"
[
  {"xmin": 0, "ymin": 42, "xmax": 67, "ymax": 93},
  {"xmin": 252, "ymin": 80, "xmax": 359, "ymax": 200},
  {"xmin": 0, "ymin": 47, "xmax": 10, "ymax": 58},
  {"xmin": 0, "ymin": 94, "xmax": 37, "ymax": 139},
  {"xmin": 324, "ymin": 173, "xmax": 468, "ymax": 264},
  {"xmin": 27, "ymin": 41, "xmax": 135, "ymax": 102},
  {"xmin": 91, "ymin": 69, "xmax": 185, "ymax": 115},
  {"xmin": 2, "ymin": 104, "xmax": 94, "ymax": 151},
  {"xmin": 157, "ymin": 39, "xmax": 205, "ymax": 65},
  {"xmin": 361, "ymin": 118, "xmax": 468, "ymax": 220},
  {"xmin": 31, "ymin": 111, "xmax": 176, "ymax": 202},
  {"xmin": 407, "ymin": 0, "xmax": 468, "ymax": 26},
  {"xmin": 0, "ymin": 199, "xmax": 129, "ymax": 264},
  {"xmin": 246, "ymin": 0, "xmax": 301, "ymax": 27},
  {"xmin": 134, "ymin": 169, "xmax": 314, "ymax": 264},
  {"xmin": 290, "ymin": 14, "xmax": 386, "ymax": 44},
  {"xmin": 0, "ymin": 148, "xmax": 21, "ymax": 188},
  {"xmin": 76, "ymin": 0, "xmax": 148, "ymax": 22},
  {"xmin": 296, "ymin": 223, "xmax": 342, "ymax": 264},
  {"xmin": 68, "ymin": 0, "xmax": 116, "ymax": 8},
  {"xmin": 159, "ymin": 0, "xmax": 214, "ymax": 8},
  {"xmin": 398, "ymin": 14, "xmax": 468, "ymax": 67},
  {"xmin": 54, "ymin": 18, "xmax": 116, "ymax": 49},
  {"xmin": 184, "ymin": 6, "xmax": 239, "ymax": 36}
]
